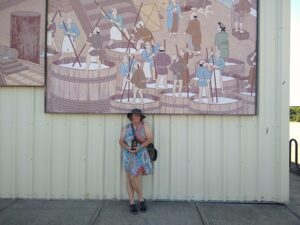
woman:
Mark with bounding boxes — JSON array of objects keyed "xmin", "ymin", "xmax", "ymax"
[{"xmin": 119, "ymin": 109, "xmax": 153, "ymax": 214}]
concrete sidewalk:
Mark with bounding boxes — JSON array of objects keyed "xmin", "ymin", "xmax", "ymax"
[{"xmin": 0, "ymin": 173, "xmax": 300, "ymax": 225}]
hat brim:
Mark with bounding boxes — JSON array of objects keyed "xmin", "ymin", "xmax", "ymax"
[{"xmin": 127, "ymin": 113, "xmax": 146, "ymax": 121}]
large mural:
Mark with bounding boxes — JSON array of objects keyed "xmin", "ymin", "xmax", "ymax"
[
  {"xmin": 0, "ymin": 0, "xmax": 45, "ymax": 86},
  {"xmin": 46, "ymin": 0, "xmax": 258, "ymax": 115}
]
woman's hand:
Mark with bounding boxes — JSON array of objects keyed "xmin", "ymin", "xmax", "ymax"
[{"xmin": 130, "ymin": 147, "xmax": 140, "ymax": 153}]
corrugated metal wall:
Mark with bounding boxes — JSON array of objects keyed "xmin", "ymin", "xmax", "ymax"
[{"xmin": 0, "ymin": 0, "xmax": 290, "ymax": 202}]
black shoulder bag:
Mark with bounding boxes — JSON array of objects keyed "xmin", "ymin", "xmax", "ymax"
[{"xmin": 130, "ymin": 123, "xmax": 157, "ymax": 161}]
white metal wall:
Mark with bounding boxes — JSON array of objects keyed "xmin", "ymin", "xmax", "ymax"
[{"xmin": 0, "ymin": 0, "xmax": 290, "ymax": 202}]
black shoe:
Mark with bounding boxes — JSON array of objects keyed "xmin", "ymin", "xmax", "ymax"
[
  {"xmin": 129, "ymin": 203, "xmax": 138, "ymax": 215},
  {"xmin": 139, "ymin": 199, "xmax": 147, "ymax": 212}
]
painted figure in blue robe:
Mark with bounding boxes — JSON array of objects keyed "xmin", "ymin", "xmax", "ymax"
[
  {"xmin": 166, "ymin": 0, "xmax": 182, "ymax": 36},
  {"xmin": 119, "ymin": 55, "xmax": 136, "ymax": 93},
  {"xmin": 101, "ymin": 8, "xmax": 130, "ymax": 46},
  {"xmin": 141, "ymin": 42, "xmax": 160, "ymax": 80},
  {"xmin": 209, "ymin": 49, "xmax": 225, "ymax": 94},
  {"xmin": 59, "ymin": 17, "xmax": 80, "ymax": 60},
  {"xmin": 196, "ymin": 60, "xmax": 212, "ymax": 103}
]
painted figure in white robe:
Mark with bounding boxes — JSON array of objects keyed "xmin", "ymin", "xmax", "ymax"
[
  {"xmin": 101, "ymin": 8, "xmax": 130, "ymax": 46},
  {"xmin": 58, "ymin": 17, "xmax": 80, "ymax": 60},
  {"xmin": 209, "ymin": 50, "xmax": 225, "ymax": 94}
]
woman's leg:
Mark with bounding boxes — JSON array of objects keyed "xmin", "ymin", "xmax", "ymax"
[
  {"xmin": 129, "ymin": 175, "xmax": 144, "ymax": 202},
  {"xmin": 126, "ymin": 173, "xmax": 135, "ymax": 204}
]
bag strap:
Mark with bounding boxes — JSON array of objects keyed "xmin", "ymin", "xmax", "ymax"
[
  {"xmin": 130, "ymin": 123, "xmax": 143, "ymax": 144},
  {"xmin": 130, "ymin": 123, "xmax": 136, "ymax": 137}
]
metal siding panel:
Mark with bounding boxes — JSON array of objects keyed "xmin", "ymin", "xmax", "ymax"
[
  {"xmin": 68, "ymin": 116, "xmax": 87, "ymax": 199},
  {"xmin": 15, "ymin": 89, "xmax": 34, "ymax": 198},
  {"xmin": 259, "ymin": 0, "xmax": 278, "ymax": 201},
  {"xmin": 153, "ymin": 116, "xmax": 171, "ymax": 199},
  {"xmin": 103, "ymin": 116, "xmax": 122, "ymax": 199},
  {"xmin": 50, "ymin": 115, "xmax": 69, "ymax": 199},
  {"xmin": 205, "ymin": 116, "xmax": 223, "ymax": 200},
  {"xmin": 85, "ymin": 116, "xmax": 105, "ymax": 199},
  {"xmin": 170, "ymin": 116, "xmax": 188, "ymax": 200},
  {"xmin": 0, "ymin": 89, "xmax": 17, "ymax": 198},
  {"xmin": 277, "ymin": 0, "xmax": 290, "ymax": 202},
  {"xmin": 241, "ymin": 117, "xmax": 258, "ymax": 201},
  {"xmin": 187, "ymin": 116, "xmax": 206, "ymax": 200},
  {"xmin": 152, "ymin": 116, "xmax": 171, "ymax": 199},
  {"xmin": 223, "ymin": 117, "xmax": 241, "ymax": 201},
  {"xmin": 32, "ymin": 89, "xmax": 51, "ymax": 198}
]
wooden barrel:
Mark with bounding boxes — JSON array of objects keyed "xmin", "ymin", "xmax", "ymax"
[
  {"xmin": 159, "ymin": 90, "xmax": 197, "ymax": 114},
  {"xmin": 189, "ymin": 94, "xmax": 242, "ymax": 115},
  {"xmin": 47, "ymin": 57, "xmax": 117, "ymax": 112},
  {"xmin": 240, "ymin": 92, "xmax": 256, "ymax": 115},
  {"xmin": 105, "ymin": 42, "xmax": 140, "ymax": 61},
  {"xmin": 110, "ymin": 93, "xmax": 160, "ymax": 113},
  {"xmin": 116, "ymin": 73, "xmax": 133, "ymax": 92},
  {"xmin": 143, "ymin": 80, "xmax": 174, "ymax": 96},
  {"xmin": 223, "ymin": 57, "xmax": 245, "ymax": 75},
  {"xmin": 11, "ymin": 11, "xmax": 41, "ymax": 64},
  {"xmin": 191, "ymin": 75, "xmax": 238, "ymax": 93}
]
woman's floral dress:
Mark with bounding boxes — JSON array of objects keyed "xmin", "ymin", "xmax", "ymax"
[{"xmin": 122, "ymin": 122, "xmax": 153, "ymax": 176}]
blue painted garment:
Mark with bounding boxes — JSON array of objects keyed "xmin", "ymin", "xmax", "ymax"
[
  {"xmin": 59, "ymin": 22, "xmax": 80, "ymax": 40},
  {"xmin": 106, "ymin": 11, "xmax": 124, "ymax": 29},
  {"xmin": 166, "ymin": 3, "xmax": 181, "ymax": 30},
  {"xmin": 209, "ymin": 56, "xmax": 225, "ymax": 71},
  {"xmin": 119, "ymin": 60, "xmax": 136, "ymax": 77},
  {"xmin": 196, "ymin": 66, "xmax": 212, "ymax": 87}
]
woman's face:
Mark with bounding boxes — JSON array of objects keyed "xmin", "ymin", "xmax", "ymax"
[{"xmin": 132, "ymin": 114, "xmax": 141, "ymax": 123}]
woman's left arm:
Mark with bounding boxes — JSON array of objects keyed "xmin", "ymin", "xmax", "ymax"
[{"xmin": 139, "ymin": 123, "xmax": 153, "ymax": 150}]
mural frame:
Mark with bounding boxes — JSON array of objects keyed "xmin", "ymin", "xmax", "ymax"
[{"xmin": 45, "ymin": 0, "xmax": 259, "ymax": 115}]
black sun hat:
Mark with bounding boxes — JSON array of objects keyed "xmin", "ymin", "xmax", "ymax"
[{"xmin": 127, "ymin": 108, "xmax": 146, "ymax": 121}]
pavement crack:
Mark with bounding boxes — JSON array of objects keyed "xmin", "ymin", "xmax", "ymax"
[
  {"xmin": 194, "ymin": 203, "xmax": 209, "ymax": 225},
  {"xmin": 0, "ymin": 199, "xmax": 18, "ymax": 214},
  {"xmin": 89, "ymin": 200, "xmax": 106, "ymax": 225},
  {"xmin": 286, "ymin": 205, "xmax": 300, "ymax": 220}
]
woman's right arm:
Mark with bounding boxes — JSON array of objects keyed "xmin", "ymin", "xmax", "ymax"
[{"xmin": 119, "ymin": 128, "xmax": 130, "ymax": 151}]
